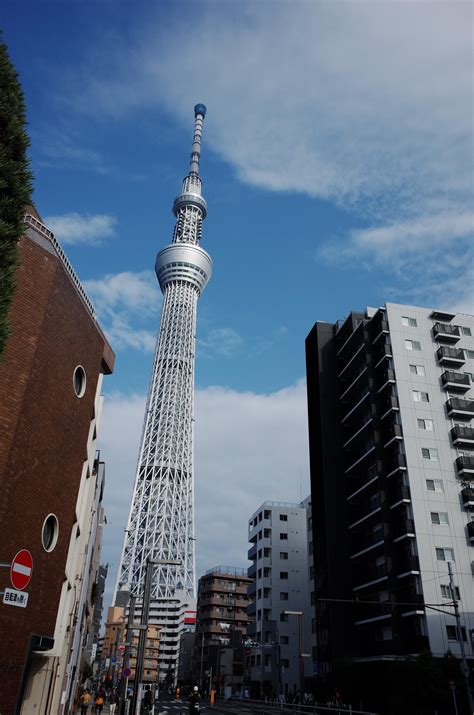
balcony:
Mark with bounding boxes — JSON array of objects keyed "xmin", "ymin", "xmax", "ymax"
[
  {"xmin": 374, "ymin": 341, "xmax": 393, "ymax": 368},
  {"xmin": 383, "ymin": 423, "xmax": 403, "ymax": 448},
  {"xmin": 353, "ymin": 564, "xmax": 388, "ymax": 591},
  {"xmin": 377, "ymin": 368, "xmax": 396, "ymax": 394},
  {"xmin": 432, "ymin": 322, "xmax": 461, "ymax": 343},
  {"xmin": 456, "ymin": 455, "xmax": 474, "ymax": 476},
  {"xmin": 380, "ymin": 395, "xmax": 400, "ymax": 420},
  {"xmin": 389, "ymin": 484, "xmax": 411, "ymax": 509},
  {"xmin": 248, "ymin": 563, "xmax": 257, "ymax": 579},
  {"xmin": 441, "ymin": 370, "xmax": 471, "ymax": 392},
  {"xmin": 393, "ymin": 518, "xmax": 415, "ymax": 542},
  {"xmin": 446, "ymin": 397, "xmax": 474, "ymax": 420},
  {"xmin": 396, "ymin": 554, "xmax": 420, "ymax": 577},
  {"xmin": 451, "ymin": 425, "xmax": 474, "ymax": 447},
  {"xmin": 349, "ymin": 498, "xmax": 382, "ymax": 530},
  {"xmin": 385, "ymin": 453, "xmax": 407, "ymax": 478},
  {"xmin": 371, "ymin": 320, "xmax": 389, "ymax": 345},
  {"xmin": 248, "ymin": 543, "xmax": 257, "ymax": 560},
  {"xmin": 461, "ymin": 487, "xmax": 474, "ymax": 508},
  {"xmin": 467, "ymin": 521, "xmax": 474, "ymax": 541},
  {"xmin": 437, "ymin": 346, "xmax": 465, "ymax": 366},
  {"xmin": 350, "ymin": 529, "xmax": 385, "ymax": 559}
]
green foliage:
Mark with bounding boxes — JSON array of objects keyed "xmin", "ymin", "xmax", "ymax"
[{"xmin": 0, "ymin": 33, "xmax": 33, "ymax": 357}]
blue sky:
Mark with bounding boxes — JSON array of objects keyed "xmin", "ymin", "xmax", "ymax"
[{"xmin": 3, "ymin": 1, "xmax": 472, "ymax": 603}]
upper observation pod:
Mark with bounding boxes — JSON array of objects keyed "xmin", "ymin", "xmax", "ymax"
[{"xmin": 194, "ymin": 103, "xmax": 207, "ymax": 117}]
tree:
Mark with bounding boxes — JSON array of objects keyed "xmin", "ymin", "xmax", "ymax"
[{"xmin": 0, "ymin": 34, "xmax": 33, "ymax": 357}]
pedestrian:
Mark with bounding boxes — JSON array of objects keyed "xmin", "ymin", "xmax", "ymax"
[
  {"xmin": 94, "ymin": 691, "xmax": 105, "ymax": 713},
  {"xmin": 80, "ymin": 689, "xmax": 92, "ymax": 714},
  {"xmin": 189, "ymin": 685, "xmax": 201, "ymax": 713},
  {"xmin": 109, "ymin": 688, "xmax": 118, "ymax": 714}
]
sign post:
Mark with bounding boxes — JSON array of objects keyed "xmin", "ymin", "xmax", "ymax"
[{"xmin": 10, "ymin": 550, "xmax": 33, "ymax": 590}]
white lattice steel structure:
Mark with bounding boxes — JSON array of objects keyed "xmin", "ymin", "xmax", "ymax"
[{"xmin": 115, "ymin": 106, "xmax": 211, "ymax": 676}]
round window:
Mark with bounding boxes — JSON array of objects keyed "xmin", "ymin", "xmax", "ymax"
[
  {"xmin": 73, "ymin": 366, "xmax": 86, "ymax": 398},
  {"xmin": 42, "ymin": 514, "xmax": 59, "ymax": 552}
]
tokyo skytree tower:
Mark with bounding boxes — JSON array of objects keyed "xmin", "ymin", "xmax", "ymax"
[{"xmin": 116, "ymin": 104, "xmax": 211, "ymax": 603}]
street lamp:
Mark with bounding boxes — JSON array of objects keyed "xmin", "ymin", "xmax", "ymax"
[{"xmin": 282, "ymin": 611, "xmax": 310, "ymax": 699}]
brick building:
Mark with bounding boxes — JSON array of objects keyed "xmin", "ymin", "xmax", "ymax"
[{"xmin": 0, "ymin": 208, "xmax": 115, "ymax": 714}]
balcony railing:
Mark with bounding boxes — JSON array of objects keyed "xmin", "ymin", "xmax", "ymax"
[
  {"xmin": 353, "ymin": 564, "xmax": 388, "ymax": 591},
  {"xmin": 380, "ymin": 395, "xmax": 400, "ymax": 420},
  {"xmin": 446, "ymin": 397, "xmax": 474, "ymax": 419},
  {"xmin": 432, "ymin": 322, "xmax": 461, "ymax": 343},
  {"xmin": 350, "ymin": 529, "xmax": 385, "ymax": 559},
  {"xmin": 385, "ymin": 453, "xmax": 407, "ymax": 478},
  {"xmin": 437, "ymin": 346, "xmax": 466, "ymax": 365},
  {"xmin": 441, "ymin": 370, "xmax": 470, "ymax": 392},
  {"xmin": 396, "ymin": 554, "xmax": 420, "ymax": 575},
  {"xmin": 389, "ymin": 484, "xmax": 411, "ymax": 508},
  {"xmin": 393, "ymin": 518, "xmax": 415, "ymax": 541},
  {"xmin": 467, "ymin": 521, "xmax": 474, "ymax": 541},
  {"xmin": 377, "ymin": 368, "xmax": 396, "ymax": 394},
  {"xmin": 383, "ymin": 423, "xmax": 403, "ymax": 448},
  {"xmin": 461, "ymin": 487, "xmax": 474, "ymax": 508},
  {"xmin": 451, "ymin": 425, "xmax": 474, "ymax": 447},
  {"xmin": 456, "ymin": 455, "xmax": 474, "ymax": 475}
]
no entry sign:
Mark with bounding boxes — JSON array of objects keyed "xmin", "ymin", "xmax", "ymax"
[{"xmin": 11, "ymin": 550, "xmax": 33, "ymax": 590}]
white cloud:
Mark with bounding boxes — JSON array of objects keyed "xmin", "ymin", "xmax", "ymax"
[
  {"xmin": 75, "ymin": 2, "xmax": 471, "ymax": 221},
  {"xmin": 84, "ymin": 271, "xmax": 161, "ymax": 352},
  {"xmin": 199, "ymin": 327, "xmax": 244, "ymax": 358},
  {"xmin": 98, "ymin": 380, "xmax": 309, "ymax": 606},
  {"xmin": 45, "ymin": 212, "xmax": 117, "ymax": 245}
]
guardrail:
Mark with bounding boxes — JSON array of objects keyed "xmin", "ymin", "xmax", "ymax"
[{"xmin": 211, "ymin": 697, "xmax": 378, "ymax": 715}]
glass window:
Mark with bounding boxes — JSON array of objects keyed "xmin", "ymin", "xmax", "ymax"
[
  {"xmin": 413, "ymin": 390, "xmax": 429, "ymax": 402},
  {"xmin": 280, "ymin": 592, "xmax": 289, "ymax": 600},
  {"xmin": 409, "ymin": 364, "xmax": 425, "ymax": 375},
  {"xmin": 446, "ymin": 625, "xmax": 467, "ymax": 641},
  {"xmin": 280, "ymin": 533, "xmax": 288, "ymax": 540},
  {"xmin": 402, "ymin": 316, "xmax": 417, "ymax": 327},
  {"xmin": 460, "ymin": 326, "xmax": 472, "ymax": 336},
  {"xmin": 431, "ymin": 512, "xmax": 449, "ymax": 525},
  {"xmin": 280, "ymin": 552, "xmax": 288, "ymax": 559},
  {"xmin": 280, "ymin": 571, "xmax": 288, "ymax": 579},
  {"xmin": 436, "ymin": 547, "xmax": 455, "ymax": 562},
  {"xmin": 441, "ymin": 585, "xmax": 460, "ymax": 599},
  {"xmin": 279, "ymin": 514, "xmax": 288, "ymax": 521},
  {"xmin": 418, "ymin": 418, "xmax": 434, "ymax": 430},
  {"xmin": 422, "ymin": 447, "xmax": 438, "ymax": 460},
  {"xmin": 426, "ymin": 479, "xmax": 443, "ymax": 492},
  {"xmin": 405, "ymin": 339, "xmax": 421, "ymax": 350}
]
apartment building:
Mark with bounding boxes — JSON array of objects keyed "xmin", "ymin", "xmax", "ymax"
[
  {"xmin": 247, "ymin": 501, "xmax": 312, "ymax": 699},
  {"xmin": 306, "ymin": 303, "xmax": 474, "ymax": 677}
]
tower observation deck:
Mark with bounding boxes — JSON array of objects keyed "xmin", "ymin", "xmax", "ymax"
[{"xmin": 115, "ymin": 104, "xmax": 211, "ymax": 681}]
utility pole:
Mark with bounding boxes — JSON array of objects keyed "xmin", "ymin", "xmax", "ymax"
[
  {"xmin": 130, "ymin": 559, "xmax": 180, "ymax": 715},
  {"xmin": 448, "ymin": 562, "xmax": 473, "ymax": 714},
  {"xmin": 120, "ymin": 593, "xmax": 136, "ymax": 714}
]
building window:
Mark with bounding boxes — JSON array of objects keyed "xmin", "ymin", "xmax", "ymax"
[
  {"xmin": 402, "ymin": 316, "xmax": 418, "ymax": 327},
  {"xmin": 280, "ymin": 613, "xmax": 288, "ymax": 622},
  {"xmin": 466, "ymin": 350, "xmax": 474, "ymax": 359},
  {"xmin": 280, "ymin": 533, "xmax": 288, "ymax": 540},
  {"xmin": 280, "ymin": 552, "xmax": 288, "ymax": 560},
  {"xmin": 422, "ymin": 447, "xmax": 438, "ymax": 460},
  {"xmin": 42, "ymin": 514, "xmax": 59, "ymax": 552},
  {"xmin": 460, "ymin": 326, "xmax": 472, "ymax": 336},
  {"xmin": 435, "ymin": 547, "xmax": 455, "ymax": 562},
  {"xmin": 264, "ymin": 509, "xmax": 271, "ymax": 519},
  {"xmin": 409, "ymin": 364, "xmax": 425, "ymax": 375},
  {"xmin": 441, "ymin": 585, "xmax": 460, "ymax": 600},
  {"xmin": 73, "ymin": 365, "xmax": 87, "ymax": 398},
  {"xmin": 431, "ymin": 512, "xmax": 449, "ymax": 525},
  {"xmin": 280, "ymin": 635, "xmax": 289, "ymax": 644},
  {"xmin": 426, "ymin": 479, "xmax": 443, "ymax": 492},
  {"xmin": 446, "ymin": 625, "xmax": 467, "ymax": 641},
  {"xmin": 280, "ymin": 592, "xmax": 289, "ymax": 600},
  {"xmin": 280, "ymin": 572, "xmax": 288, "ymax": 580},
  {"xmin": 413, "ymin": 390, "xmax": 429, "ymax": 402},
  {"xmin": 417, "ymin": 418, "xmax": 433, "ymax": 431},
  {"xmin": 279, "ymin": 514, "xmax": 288, "ymax": 521},
  {"xmin": 281, "ymin": 658, "xmax": 289, "ymax": 667},
  {"xmin": 405, "ymin": 339, "xmax": 421, "ymax": 351}
]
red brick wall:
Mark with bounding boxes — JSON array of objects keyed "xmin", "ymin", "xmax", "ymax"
[{"xmin": 0, "ymin": 232, "xmax": 113, "ymax": 712}]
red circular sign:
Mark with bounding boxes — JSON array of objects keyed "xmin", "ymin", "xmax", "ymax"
[{"xmin": 11, "ymin": 549, "xmax": 33, "ymax": 590}]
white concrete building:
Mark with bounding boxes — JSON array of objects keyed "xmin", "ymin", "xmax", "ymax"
[{"xmin": 247, "ymin": 500, "xmax": 312, "ymax": 699}]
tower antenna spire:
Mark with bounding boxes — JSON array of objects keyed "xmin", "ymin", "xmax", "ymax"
[{"xmin": 189, "ymin": 103, "xmax": 207, "ymax": 175}]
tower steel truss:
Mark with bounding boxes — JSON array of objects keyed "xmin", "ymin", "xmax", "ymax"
[{"xmin": 116, "ymin": 104, "xmax": 211, "ymax": 604}]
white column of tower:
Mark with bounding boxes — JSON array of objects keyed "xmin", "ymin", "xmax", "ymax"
[{"xmin": 115, "ymin": 104, "xmax": 211, "ymax": 605}]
